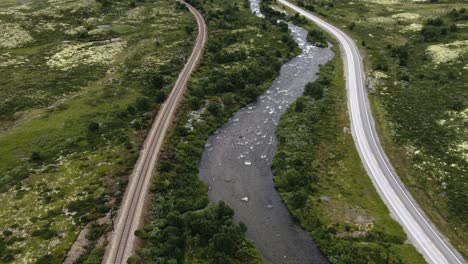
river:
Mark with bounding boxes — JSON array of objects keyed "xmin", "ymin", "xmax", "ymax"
[{"xmin": 198, "ymin": 1, "xmax": 333, "ymax": 263}]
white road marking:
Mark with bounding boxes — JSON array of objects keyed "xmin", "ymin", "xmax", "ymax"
[{"xmin": 278, "ymin": 1, "xmax": 466, "ymax": 263}]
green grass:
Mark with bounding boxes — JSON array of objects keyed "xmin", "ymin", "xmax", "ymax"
[
  {"xmin": 263, "ymin": 4, "xmax": 425, "ymax": 261},
  {"xmin": 272, "ymin": 44, "xmax": 425, "ymax": 262},
  {"xmin": 284, "ymin": 0, "xmax": 468, "ymax": 258},
  {"xmin": 0, "ymin": 0, "xmax": 195, "ymax": 263},
  {"xmin": 0, "ymin": 0, "xmax": 18, "ymax": 8},
  {"xmin": 138, "ymin": 0, "xmax": 302, "ymax": 262},
  {"xmin": 390, "ymin": 244, "xmax": 427, "ymax": 264},
  {"xmin": 109, "ymin": 24, "xmax": 135, "ymax": 34}
]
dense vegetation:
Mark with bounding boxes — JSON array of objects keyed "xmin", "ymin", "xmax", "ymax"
[
  {"xmin": 138, "ymin": 0, "xmax": 300, "ymax": 263},
  {"xmin": 263, "ymin": 5, "xmax": 425, "ymax": 261},
  {"xmin": 0, "ymin": 0, "xmax": 195, "ymax": 262},
  {"xmin": 274, "ymin": 48, "xmax": 425, "ymax": 263},
  {"xmin": 290, "ymin": 0, "xmax": 467, "ymax": 257},
  {"xmin": 259, "ymin": 1, "xmax": 425, "ymax": 262}
]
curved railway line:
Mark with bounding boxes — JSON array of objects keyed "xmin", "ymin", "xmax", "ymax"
[{"xmin": 104, "ymin": 2, "xmax": 207, "ymax": 263}]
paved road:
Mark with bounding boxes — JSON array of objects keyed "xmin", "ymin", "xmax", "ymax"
[
  {"xmin": 103, "ymin": 2, "xmax": 207, "ymax": 263},
  {"xmin": 278, "ymin": 1, "xmax": 466, "ymax": 263}
]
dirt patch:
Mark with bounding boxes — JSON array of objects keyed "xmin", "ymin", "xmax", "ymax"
[
  {"xmin": 64, "ymin": 213, "xmax": 112, "ymax": 263},
  {"xmin": 63, "ymin": 224, "xmax": 91, "ymax": 264}
]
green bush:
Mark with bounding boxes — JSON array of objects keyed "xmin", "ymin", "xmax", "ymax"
[
  {"xmin": 273, "ymin": 39, "xmax": 424, "ymax": 262},
  {"xmin": 31, "ymin": 227, "xmax": 57, "ymax": 240},
  {"xmin": 140, "ymin": 0, "xmax": 298, "ymax": 262}
]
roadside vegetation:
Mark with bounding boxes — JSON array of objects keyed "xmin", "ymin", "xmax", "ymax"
[
  {"xmin": 287, "ymin": 0, "xmax": 468, "ymax": 257},
  {"xmin": 137, "ymin": 0, "xmax": 301, "ymax": 263},
  {"xmin": 0, "ymin": 0, "xmax": 195, "ymax": 263},
  {"xmin": 274, "ymin": 51, "xmax": 425, "ymax": 264},
  {"xmin": 263, "ymin": 3, "xmax": 425, "ymax": 262}
]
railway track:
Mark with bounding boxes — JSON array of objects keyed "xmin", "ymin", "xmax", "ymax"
[{"xmin": 104, "ymin": 2, "xmax": 207, "ymax": 263}]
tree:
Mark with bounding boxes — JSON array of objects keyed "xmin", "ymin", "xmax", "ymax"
[
  {"xmin": 150, "ymin": 74, "xmax": 165, "ymax": 89},
  {"xmin": 155, "ymin": 90, "xmax": 166, "ymax": 103},
  {"xmin": 308, "ymin": 29, "xmax": 327, "ymax": 47},
  {"xmin": 88, "ymin": 122, "xmax": 100, "ymax": 133},
  {"xmin": 126, "ymin": 105, "xmax": 136, "ymax": 115},
  {"xmin": 390, "ymin": 45, "xmax": 409, "ymax": 66},
  {"xmin": 127, "ymin": 256, "xmax": 138, "ymax": 264},
  {"xmin": 215, "ymin": 201, "xmax": 234, "ymax": 220},
  {"xmin": 425, "ymin": 17, "xmax": 444, "ymax": 26},
  {"xmin": 295, "ymin": 98, "xmax": 306, "ymax": 113},
  {"xmin": 450, "ymin": 24, "xmax": 458, "ymax": 32},
  {"xmin": 136, "ymin": 97, "xmax": 150, "ymax": 111},
  {"xmin": 421, "ymin": 26, "xmax": 439, "ymax": 42},
  {"xmin": 305, "ymin": 82, "xmax": 324, "ymax": 100},
  {"xmin": 207, "ymin": 101, "xmax": 222, "ymax": 116},
  {"xmin": 175, "ymin": 126, "xmax": 188, "ymax": 137},
  {"xmin": 290, "ymin": 189, "xmax": 308, "ymax": 209},
  {"xmin": 210, "ymin": 232, "xmax": 237, "ymax": 255},
  {"xmin": 31, "ymin": 151, "xmax": 42, "ymax": 162},
  {"xmin": 96, "ymin": 0, "xmax": 111, "ymax": 8},
  {"xmin": 239, "ymin": 222, "xmax": 247, "ymax": 233},
  {"xmin": 185, "ymin": 25, "xmax": 195, "ymax": 34}
]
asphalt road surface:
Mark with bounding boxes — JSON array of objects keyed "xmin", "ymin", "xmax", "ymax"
[
  {"xmin": 103, "ymin": 1, "xmax": 207, "ymax": 263},
  {"xmin": 278, "ymin": 1, "xmax": 465, "ymax": 264}
]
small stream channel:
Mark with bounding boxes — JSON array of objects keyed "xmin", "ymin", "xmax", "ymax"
[{"xmin": 198, "ymin": 1, "xmax": 333, "ymax": 263}]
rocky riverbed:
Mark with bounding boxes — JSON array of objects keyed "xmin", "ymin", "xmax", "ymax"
[{"xmin": 198, "ymin": 1, "xmax": 334, "ymax": 263}]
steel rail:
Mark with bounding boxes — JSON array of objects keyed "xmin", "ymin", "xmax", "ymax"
[{"xmin": 104, "ymin": 2, "xmax": 207, "ymax": 263}]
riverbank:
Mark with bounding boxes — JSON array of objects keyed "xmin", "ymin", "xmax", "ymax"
[
  {"xmin": 285, "ymin": 0, "xmax": 468, "ymax": 258},
  {"xmin": 138, "ymin": 0, "xmax": 300, "ymax": 262},
  {"xmin": 270, "ymin": 2, "xmax": 426, "ymax": 262},
  {"xmin": 198, "ymin": 19, "xmax": 333, "ymax": 263},
  {"xmin": 274, "ymin": 47, "xmax": 425, "ymax": 263}
]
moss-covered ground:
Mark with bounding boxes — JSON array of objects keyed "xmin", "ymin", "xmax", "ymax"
[
  {"xmin": 277, "ymin": 0, "xmax": 467, "ymax": 259},
  {"xmin": 138, "ymin": 0, "xmax": 302, "ymax": 263},
  {"xmin": 263, "ymin": 5, "xmax": 424, "ymax": 261},
  {"xmin": 0, "ymin": 0, "xmax": 195, "ymax": 263}
]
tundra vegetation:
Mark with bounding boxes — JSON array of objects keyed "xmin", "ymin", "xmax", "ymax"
[
  {"xmin": 263, "ymin": 2, "xmax": 425, "ymax": 262},
  {"xmin": 275, "ymin": 47, "xmax": 426, "ymax": 264},
  {"xmin": 284, "ymin": 0, "xmax": 467, "ymax": 259},
  {"xmin": 137, "ymin": 0, "xmax": 301, "ymax": 263},
  {"xmin": 0, "ymin": 0, "xmax": 196, "ymax": 263}
]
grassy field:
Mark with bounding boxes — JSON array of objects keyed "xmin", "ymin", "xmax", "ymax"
[
  {"xmin": 0, "ymin": 0, "xmax": 17, "ymax": 8},
  {"xmin": 0, "ymin": 0, "xmax": 195, "ymax": 263},
  {"xmin": 280, "ymin": 0, "xmax": 468, "ymax": 258},
  {"xmin": 267, "ymin": 6, "xmax": 425, "ymax": 258},
  {"xmin": 275, "ymin": 54, "xmax": 425, "ymax": 263},
  {"xmin": 138, "ymin": 0, "xmax": 302, "ymax": 262}
]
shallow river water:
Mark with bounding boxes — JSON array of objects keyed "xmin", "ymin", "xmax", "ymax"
[{"xmin": 198, "ymin": 2, "xmax": 334, "ymax": 263}]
